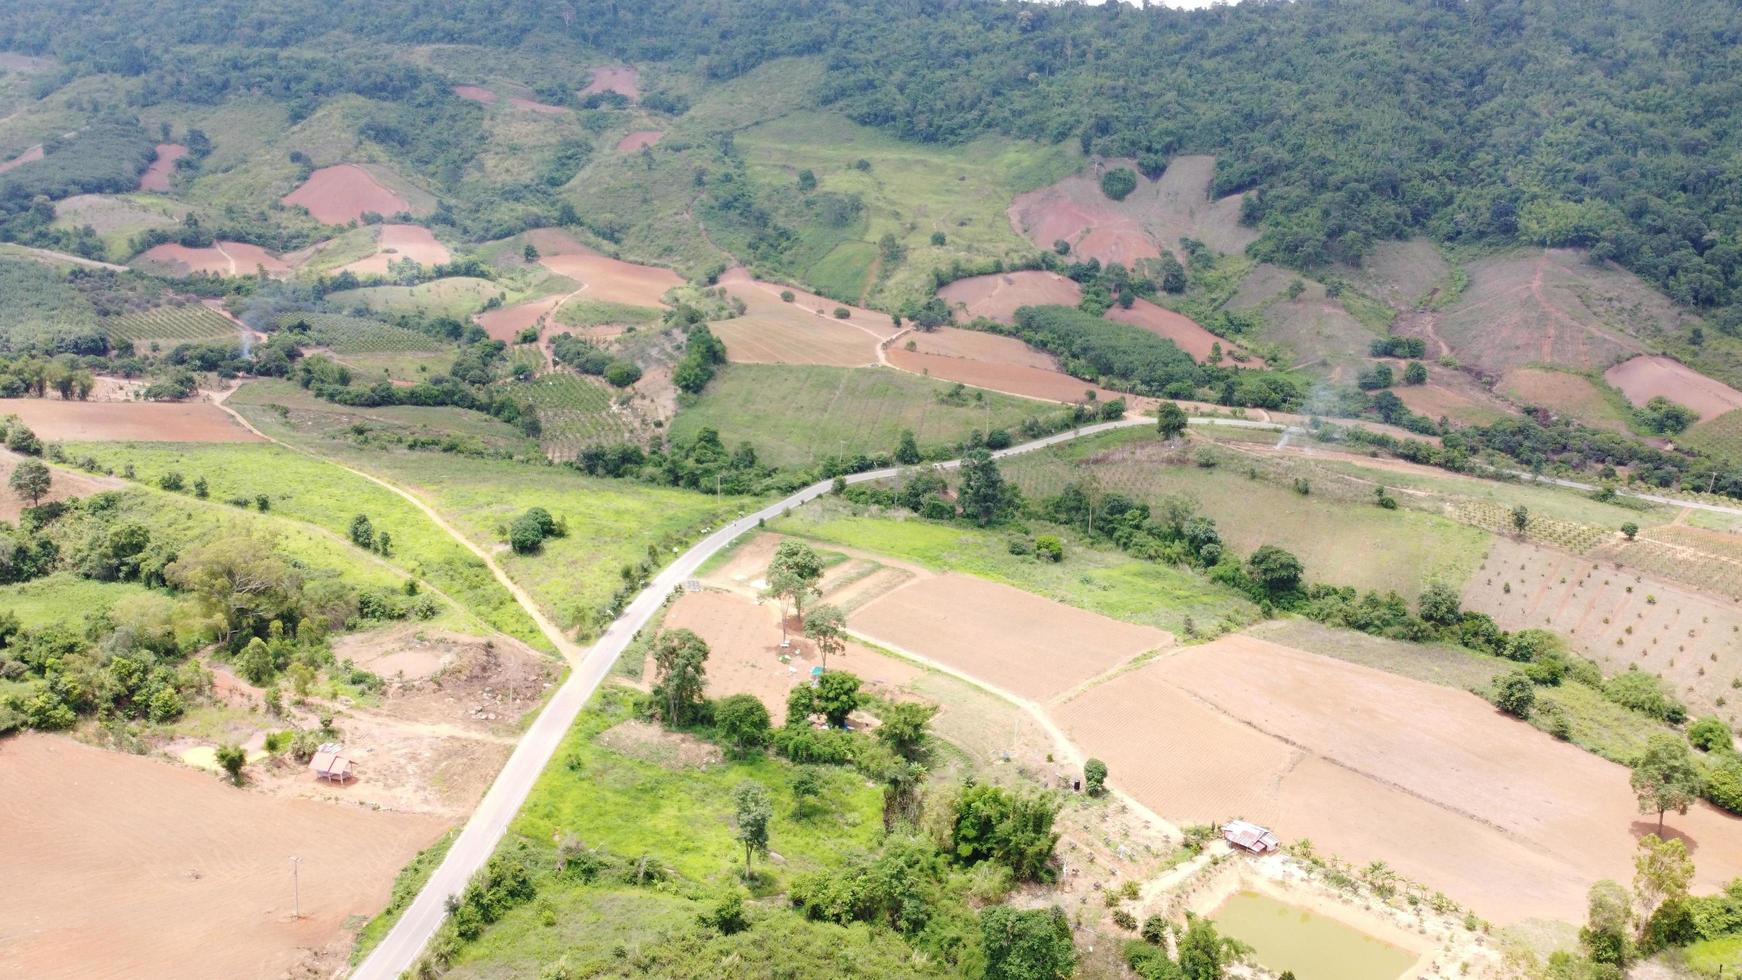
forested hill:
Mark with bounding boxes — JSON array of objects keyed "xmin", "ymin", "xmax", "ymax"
[{"xmin": 5, "ymin": 0, "xmax": 1740, "ymax": 327}]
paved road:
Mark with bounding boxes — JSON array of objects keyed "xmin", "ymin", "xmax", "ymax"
[{"xmin": 351, "ymin": 414, "xmax": 1153, "ymax": 978}]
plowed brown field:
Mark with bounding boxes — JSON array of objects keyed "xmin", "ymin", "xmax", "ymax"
[
  {"xmin": 1605, "ymin": 355, "xmax": 1742, "ymax": 421},
  {"xmin": 1053, "ymin": 635, "xmax": 1742, "ymax": 923},
  {"xmin": 135, "ymin": 242, "xmax": 288, "ymax": 277},
  {"xmin": 0, "ymin": 734, "xmax": 446, "ymax": 980},
  {"xmin": 282, "ymin": 165, "xmax": 411, "ymax": 225},
  {"xmin": 538, "ymin": 251, "xmax": 682, "ymax": 307},
  {"xmin": 138, "ymin": 143, "xmax": 187, "ymax": 192},
  {"xmin": 0, "ymin": 399, "xmax": 260, "ymax": 441},
  {"xmin": 1106, "ymin": 299, "xmax": 1232, "ymax": 363},
  {"xmin": 937, "ymin": 271, "xmax": 1081, "ymax": 324},
  {"xmin": 710, "ymin": 268, "xmax": 892, "ymax": 366},
  {"xmin": 886, "ymin": 327, "xmax": 1121, "ymax": 403}
]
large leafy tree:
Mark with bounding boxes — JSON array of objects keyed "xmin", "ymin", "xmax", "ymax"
[
  {"xmin": 765, "ymin": 539, "xmax": 824, "ymax": 641},
  {"xmin": 957, "ymin": 448, "xmax": 1014, "ymax": 525},
  {"xmin": 802, "ymin": 603, "xmax": 847, "ymax": 669},
  {"xmin": 981, "ymin": 905, "xmax": 1074, "ymax": 980},
  {"xmin": 731, "ymin": 780, "xmax": 771, "ymax": 880},
  {"xmin": 1630, "ymin": 733, "xmax": 1702, "ymax": 833},
  {"xmin": 651, "ymin": 628, "xmax": 710, "ymax": 727}
]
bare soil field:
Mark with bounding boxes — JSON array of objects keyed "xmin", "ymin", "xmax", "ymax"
[
  {"xmin": 1052, "ymin": 635, "xmax": 1742, "ymax": 924},
  {"xmin": 711, "ymin": 268, "xmax": 892, "ymax": 366},
  {"xmin": 1394, "ymin": 377, "xmax": 1514, "ymax": 427},
  {"xmin": 1499, "ymin": 368, "xmax": 1629, "ymax": 431},
  {"xmin": 476, "ymin": 296, "xmax": 561, "ymax": 342},
  {"xmin": 1007, "ymin": 155, "xmax": 1254, "ymax": 265},
  {"xmin": 340, "ymin": 223, "xmax": 452, "ymax": 277},
  {"xmin": 655, "ymin": 589, "xmax": 922, "ymax": 716},
  {"xmin": 1464, "ymin": 536, "xmax": 1742, "ymax": 725},
  {"xmin": 849, "ymin": 572, "xmax": 1171, "ymax": 702},
  {"xmin": 886, "ymin": 326, "xmax": 1126, "ymax": 403},
  {"xmin": 453, "ymin": 84, "xmax": 496, "ymax": 104},
  {"xmin": 281, "ymin": 164, "xmax": 412, "ymax": 225},
  {"xmin": 615, "ymin": 130, "xmax": 663, "ymax": 153},
  {"xmin": 138, "ymin": 143, "xmax": 187, "ymax": 192},
  {"xmin": 0, "ymin": 143, "xmax": 42, "ymax": 174},
  {"xmin": 937, "ymin": 271, "xmax": 1081, "ymax": 324},
  {"xmin": 0, "ymin": 398, "xmax": 260, "ymax": 441},
  {"xmin": 538, "ymin": 250, "xmax": 683, "ymax": 307},
  {"xmin": 1425, "ymin": 249, "xmax": 1693, "ymax": 378},
  {"xmin": 0, "ymin": 733, "xmax": 448, "ymax": 980},
  {"xmin": 581, "ymin": 65, "xmax": 640, "ymax": 100},
  {"xmin": 134, "ymin": 241, "xmax": 289, "ymax": 277},
  {"xmin": 1605, "ymin": 355, "xmax": 1742, "ymax": 421},
  {"xmin": 1227, "ymin": 268, "xmax": 1375, "ymax": 380},
  {"xmin": 1106, "ymin": 299, "xmax": 1236, "ymax": 364},
  {"xmin": 0, "ymin": 448, "xmax": 122, "ymax": 520}
]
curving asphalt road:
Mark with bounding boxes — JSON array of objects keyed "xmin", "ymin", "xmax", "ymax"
[{"xmin": 350, "ymin": 414, "xmax": 1155, "ymax": 979}]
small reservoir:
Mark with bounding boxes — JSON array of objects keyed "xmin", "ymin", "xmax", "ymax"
[{"xmin": 1211, "ymin": 890, "xmax": 1417, "ymax": 980}]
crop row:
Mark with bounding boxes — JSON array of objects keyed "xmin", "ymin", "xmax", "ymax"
[
  {"xmin": 518, "ymin": 373, "xmax": 637, "ymax": 459},
  {"xmin": 107, "ymin": 304, "xmax": 237, "ymax": 343},
  {"xmin": 277, "ymin": 312, "xmax": 445, "ymax": 354}
]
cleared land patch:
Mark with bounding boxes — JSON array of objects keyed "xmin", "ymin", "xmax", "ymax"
[
  {"xmin": 0, "ymin": 734, "xmax": 446, "ymax": 980},
  {"xmin": 1053, "ymin": 635, "xmax": 1742, "ymax": 924},
  {"xmin": 580, "ymin": 65, "xmax": 640, "ymax": 100},
  {"xmin": 134, "ymin": 241, "xmax": 288, "ymax": 277},
  {"xmin": 0, "ymin": 398, "xmax": 258, "ymax": 441},
  {"xmin": 937, "ymin": 270, "xmax": 1081, "ymax": 324},
  {"xmin": 281, "ymin": 164, "xmax": 413, "ymax": 225},
  {"xmin": 850, "ymin": 572, "xmax": 1170, "ymax": 701},
  {"xmin": 339, "ymin": 224, "xmax": 451, "ymax": 277},
  {"xmin": 1604, "ymin": 354, "xmax": 1742, "ymax": 421},
  {"xmin": 1007, "ymin": 155, "xmax": 1255, "ymax": 265},
  {"xmin": 886, "ymin": 327, "xmax": 1122, "ymax": 403},
  {"xmin": 1499, "ymin": 368, "xmax": 1629, "ymax": 432},
  {"xmin": 710, "ymin": 268, "xmax": 891, "ymax": 367},
  {"xmin": 1106, "ymin": 298, "xmax": 1235, "ymax": 363},
  {"xmin": 538, "ymin": 249, "xmax": 682, "ymax": 307}
]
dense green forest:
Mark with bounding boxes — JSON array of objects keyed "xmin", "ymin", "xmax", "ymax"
[{"xmin": 2, "ymin": 0, "xmax": 1739, "ymax": 329}]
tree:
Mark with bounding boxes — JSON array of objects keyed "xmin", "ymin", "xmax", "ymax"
[
  {"xmin": 951, "ymin": 783, "xmax": 1060, "ymax": 880},
  {"xmin": 797, "ymin": 168, "xmax": 817, "ymax": 192},
  {"xmin": 1100, "ymin": 167, "xmax": 1137, "ymax": 201},
  {"xmin": 1580, "ymin": 879, "xmax": 1632, "ymax": 966},
  {"xmin": 1155, "ymin": 400, "xmax": 1188, "ymax": 440},
  {"xmin": 651, "ymin": 628, "xmax": 709, "ymax": 727},
  {"xmin": 348, "ymin": 514, "xmax": 374, "ymax": 550},
  {"xmin": 236, "ymin": 637, "xmax": 274, "ymax": 684},
  {"xmin": 765, "ymin": 539, "xmax": 824, "ymax": 641},
  {"xmin": 803, "ymin": 603, "xmax": 847, "ymax": 668},
  {"xmin": 1402, "ymin": 361, "xmax": 1428, "ymax": 385},
  {"xmin": 1630, "ymin": 734, "xmax": 1702, "ymax": 833},
  {"xmin": 1083, "ymin": 758, "xmax": 1108, "ymax": 796},
  {"xmin": 5, "ymin": 423, "xmax": 40, "ymax": 455},
  {"xmin": 790, "ymin": 766, "xmax": 823, "ymax": 818},
  {"xmin": 509, "ymin": 512, "xmax": 545, "ymax": 554},
  {"xmin": 1245, "ymin": 544, "xmax": 1303, "ymax": 596},
  {"xmin": 215, "ymin": 743, "xmax": 247, "ymax": 786},
  {"xmin": 9, "ymin": 458, "xmax": 50, "ymax": 506},
  {"xmin": 1177, "ymin": 916, "xmax": 1225, "ymax": 980},
  {"xmin": 1492, "ymin": 670, "xmax": 1535, "ymax": 718},
  {"xmin": 957, "ymin": 448, "xmax": 1014, "ymax": 525},
  {"xmin": 1633, "ymin": 833, "xmax": 1694, "ymax": 928},
  {"xmin": 1621, "ymin": 521, "xmax": 1639, "ymax": 540},
  {"xmin": 981, "ymin": 905, "xmax": 1075, "ymax": 980},
  {"xmin": 715, "ymin": 693, "xmax": 771, "ymax": 753},
  {"xmin": 895, "ymin": 428, "xmax": 921, "ymax": 465},
  {"xmin": 814, "ymin": 670, "xmax": 862, "ymax": 727},
  {"xmin": 874, "ymin": 700, "xmax": 936, "ymax": 760},
  {"xmin": 1417, "ymin": 581, "xmax": 1461, "ymax": 626},
  {"xmin": 1510, "ymin": 504, "xmax": 1529, "ymax": 535},
  {"xmin": 731, "ymin": 780, "xmax": 771, "ymax": 879}
]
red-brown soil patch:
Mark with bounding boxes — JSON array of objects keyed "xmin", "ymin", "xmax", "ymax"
[
  {"xmin": 340, "ymin": 224, "xmax": 452, "ymax": 277},
  {"xmin": 135, "ymin": 241, "xmax": 289, "ymax": 278},
  {"xmin": 937, "ymin": 271, "xmax": 1081, "ymax": 325},
  {"xmin": 1106, "ymin": 299, "xmax": 1235, "ymax": 364},
  {"xmin": 1054, "ymin": 635, "xmax": 1742, "ymax": 923},
  {"xmin": 281, "ymin": 165, "xmax": 411, "ymax": 225},
  {"xmin": 0, "ymin": 733, "xmax": 447, "ymax": 980},
  {"xmin": 615, "ymin": 130, "xmax": 664, "ymax": 153},
  {"xmin": 0, "ymin": 448, "xmax": 122, "ymax": 521},
  {"xmin": 138, "ymin": 143, "xmax": 187, "ymax": 192},
  {"xmin": 850, "ymin": 573, "xmax": 1170, "ymax": 702},
  {"xmin": 710, "ymin": 268, "xmax": 894, "ymax": 367},
  {"xmin": 1393, "ymin": 381, "xmax": 1513, "ymax": 428},
  {"xmin": 476, "ymin": 296, "xmax": 561, "ymax": 343},
  {"xmin": 1008, "ymin": 155, "xmax": 1255, "ymax": 266},
  {"xmin": 538, "ymin": 250, "xmax": 683, "ymax": 307},
  {"xmin": 1605, "ymin": 355, "xmax": 1742, "ymax": 421},
  {"xmin": 0, "ymin": 398, "xmax": 260, "ymax": 441},
  {"xmin": 580, "ymin": 65, "xmax": 640, "ymax": 100},
  {"xmin": 658, "ymin": 590, "xmax": 922, "ymax": 716},
  {"xmin": 887, "ymin": 327, "xmax": 1122, "ymax": 403},
  {"xmin": 453, "ymin": 85, "xmax": 496, "ymax": 104},
  {"xmin": 0, "ymin": 143, "xmax": 42, "ymax": 175},
  {"xmin": 1498, "ymin": 367, "xmax": 1622, "ymax": 430}
]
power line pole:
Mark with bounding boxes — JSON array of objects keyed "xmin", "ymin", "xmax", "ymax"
[{"xmin": 290, "ymin": 856, "xmax": 302, "ymax": 919}]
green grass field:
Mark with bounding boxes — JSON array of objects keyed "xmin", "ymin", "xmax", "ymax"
[
  {"xmin": 228, "ymin": 379, "xmax": 542, "ymax": 458},
  {"xmin": 63, "ymin": 442, "xmax": 551, "ymax": 651},
  {"xmin": 300, "ymin": 447, "xmax": 754, "ymax": 636},
  {"xmin": 671, "ymin": 364, "xmax": 1045, "ymax": 468},
  {"xmin": 0, "ymin": 573, "xmax": 150, "ymax": 629},
  {"xmin": 772, "ymin": 499, "xmax": 1259, "ymax": 635},
  {"xmin": 327, "ymin": 277, "xmax": 501, "ymax": 318},
  {"xmin": 553, "ymin": 299, "xmax": 663, "ymax": 329},
  {"xmin": 1002, "ymin": 428, "xmax": 1493, "ymax": 599}
]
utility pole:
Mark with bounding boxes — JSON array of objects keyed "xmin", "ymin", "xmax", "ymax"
[{"xmin": 290, "ymin": 856, "xmax": 302, "ymax": 919}]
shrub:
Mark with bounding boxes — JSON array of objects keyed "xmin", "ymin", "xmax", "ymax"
[
  {"xmin": 158, "ymin": 471, "xmax": 185, "ymax": 492},
  {"xmin": 1688, "ymin": 716, "xmax": 1733, "ymax": 752},
  {"xmin": 951, "ymin": 782, "xmax": 1060, "ymax": 881},
  {"xmin": 1493, "ymin": 670, "xmax": 1536, "ymax": 718},
  {"xmin": 603, "ymin": 360, "xmax": 642, "ymax": 387},
  {"xmin": 1100, "ymin": 167, "xmax": 1138, "ymax": 201},
  {"xmin": 1705, "ymin": 755, "xmax": 1742, "ymax": 814},
  {"xmin": 1034, "ymin": 535, "xmax": 1064, "ymax": 562},
  {"xmin": 1083, "ymin": 758, "xmax": 1108, "ymax": 796},
  {"xmin": 716, "ymin": 693, "xmax": 772, "ymax": 752},
  {"xmin": 833, "ymin": 307, "xmax": 851, "ymax": 319},
  {"xmin": 1605, "ymin": 670, "xmax": 1687, "ymax": 723},
  {"xmin": 215, "ymin": 743, "xmax": 247, "ymax": 785},
  {"xmin": 780, "ymin": 290, "xmax": 795, "ymax": 302}
]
